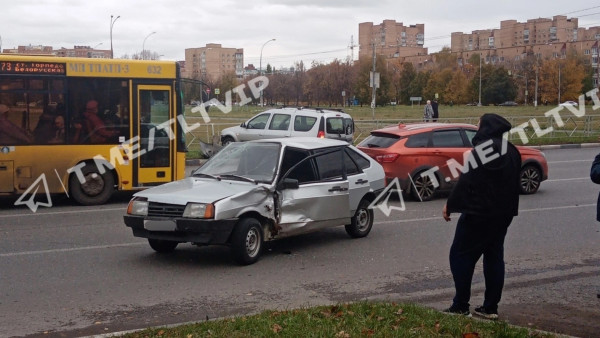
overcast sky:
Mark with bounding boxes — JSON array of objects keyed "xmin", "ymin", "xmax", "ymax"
[{"xmin": 2, "ymin": 1, "xmax": 599, "ymax": 69}]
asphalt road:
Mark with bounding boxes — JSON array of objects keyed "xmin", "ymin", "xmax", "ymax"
[{"xmin": 1, "ymin": 147, "xmax": 599, "ymax": 337}]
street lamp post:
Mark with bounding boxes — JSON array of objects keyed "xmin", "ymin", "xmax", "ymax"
[
  {"xmin": 259, "ymin": 38, "xmax": 276, "ymax": 106},
  {"xmin": 142, "ymin": 31, "xmax": 157, "ymax": 60},
  {"xmin": 110, "ymin": 15, "xmax": 120, "ymax": 59}
]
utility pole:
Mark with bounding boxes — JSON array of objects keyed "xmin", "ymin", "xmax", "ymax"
[
  {"xmin": 371, "ymin": 42, "xmax": 377, "ymax": 119},
  {"xmin": 534, "ymin": 54, "xmax": 539, "ymax": 108},
  {"xmin": 478, "ymin": 53, "xmax": 482, "ymax": 106},
  {"xmin": 558, "ymin": 62, "xmax": 561, "ymax": 104},
  {"xmin": 535, "ymin": 66, "xmax": 539, "ymax": 108},
  {"xmin": 525, "ymin": 73, "xmax": 528, "ymax": 105}
]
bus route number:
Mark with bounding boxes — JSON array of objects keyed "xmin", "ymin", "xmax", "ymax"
[{"xmin": 147, "ymin": 65, "xmax": 162, "ymax": 75}]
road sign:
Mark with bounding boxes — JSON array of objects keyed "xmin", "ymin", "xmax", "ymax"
[{"xmin": 215, "ymin": 88, "xmax": 220, "ymax": 95}]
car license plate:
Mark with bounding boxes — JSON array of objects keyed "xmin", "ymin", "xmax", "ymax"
[{"xmin": 144, "ymin": 220, "xmax": 176, "ymax": 231}]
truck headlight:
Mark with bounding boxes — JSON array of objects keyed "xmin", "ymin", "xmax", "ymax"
[
  {"xmin": 183, "ymin": 203, "xmax": 214, "ymax": 219},
  {"xmin": 127, "ymin": 197, "xmax": 148, "ymax": 216}
]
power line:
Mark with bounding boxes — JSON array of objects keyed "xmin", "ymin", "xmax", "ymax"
[{"xmin": 561, "ymin": 5, "xmax": 600, "ymax": 15}]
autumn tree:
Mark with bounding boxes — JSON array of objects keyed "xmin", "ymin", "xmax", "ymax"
[
  {"xmin": 433, "ymin": 47, "xmax": 457, "ymax": 71},
  {"xmin": 408, "ymin": 71, "xmax": 430, "ymax": 103},
  {"xmin": 398, "ymin": 62, "xmax": 417, "ymax": 104},
  {"xmin": 444, "ymin": 70, "xmax": 470, "ymax": 104},
  {"xmin": 353, "ymin": 56, "xmax": 393, "ymax": 107},
  {"xmin": 539, "ymin": 57, "xmax": 585, "ymax": 104},
  {"xmin": 292, "ymin": 61, "xmax": 306, "ymax": 105},
  {"xmin": 423, "ymin": 68, "xmax": 453, "ymax": 103}
]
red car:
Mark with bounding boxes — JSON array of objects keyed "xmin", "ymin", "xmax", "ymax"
[{"xmin": 357, "ymin": 122, "xmax": 548, "ymax": 201}]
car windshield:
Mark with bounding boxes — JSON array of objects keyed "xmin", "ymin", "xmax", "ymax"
[{"xmin": 194, "ymin": 142, "xmax": 281, "ymax": 183}]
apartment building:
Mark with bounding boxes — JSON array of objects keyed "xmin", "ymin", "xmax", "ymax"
[
  {"xmin": 2, "ymin": 44, "xmax": 111, "ymax": 58},
  {"xmin": 449, "ymin": 15, "xmax": 600, "ymax": 84},
  {"xmin": 451, "ymin": 16, "xmax": 582, "ymax": 52},
  {"xmin": 358, "ymin": 20, "xmax": 428, "ymax": 61},
  {"xmin": 184, "ymin": 43, "xmax": 244, "ymax": 81},
  {"xmin": 55, "ymin": 45, "xmax": 110, "ymax": 58}
]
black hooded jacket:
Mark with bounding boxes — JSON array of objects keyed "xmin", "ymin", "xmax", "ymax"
[{"xmin": 446, "ymin": 113, "xmax": 521, "ymax": 217}]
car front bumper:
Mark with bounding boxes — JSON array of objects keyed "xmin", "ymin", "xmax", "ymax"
[{"xmin": 124, "ymin": 215, "xmax": 237, "ymax": 245}]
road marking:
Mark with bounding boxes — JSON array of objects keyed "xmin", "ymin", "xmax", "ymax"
[
  {"xmin": 548, "ymin": 160, "xmax": 593, "ymax": 164},
  {"xmin": 0, "ymin": 207, "xmax": 125, "ymax": 218},
  {"xmin": 546, "ymin": 177, "xmax": 589, "ymax": 182},
  {"xmin": 0, "ymin": 242, "xmax": 144, "ymax": 257},
  {"xmin": 375, "ymin": 203, "xmax": 595, "ymax": 225},
  {"xmin": 519, "ymin": 203, "xmax": 595, "ymax": 212}
]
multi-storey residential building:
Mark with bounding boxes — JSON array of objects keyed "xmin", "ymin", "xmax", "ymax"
[
  {"xmin": 358, "ymin": 20, "xmax": 428, "ymax": 61},
  {"xmin": 184, "ymin": 43, "xmax": 244, "ymax": 81},
  {"xmin": 450, "ymin": 15, "xmax": 600, "ymax": 85},
  {"xmin": 451, "ymin": 16, "xmax": 581, "ymax": 52},
  {"xmin": 2, "ymin": 45, "xmax": 110, "ymax": 58},
  {"xmin": 2, "ymin": 44, "xmax": 54, "ymax": 55},
  {"xmin": 55, "ymin": 45, "xmax": 110, "ymax": 58}
]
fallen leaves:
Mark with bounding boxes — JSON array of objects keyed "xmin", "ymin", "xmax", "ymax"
[{"xmin": 272, "ymin": 323, "xmax": 283, "ymax": 333}]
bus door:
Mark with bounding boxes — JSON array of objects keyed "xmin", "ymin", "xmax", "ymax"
[
  {"xmin": 134, "ymin": 85, "xmax": 174, "ymax": 186},
  {"xmin": 0, "ymin": 160, "xmax": 14, "ymax": 193}
]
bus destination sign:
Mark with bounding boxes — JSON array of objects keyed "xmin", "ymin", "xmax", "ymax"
[{"xmin": 0, "ymin": 61, "xmax": 66, "ymax": 75}]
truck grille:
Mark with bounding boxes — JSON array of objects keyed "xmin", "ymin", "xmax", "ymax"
[{"xmin": 147, "ymin": 202, "xmax": 185, "ymax": 218}]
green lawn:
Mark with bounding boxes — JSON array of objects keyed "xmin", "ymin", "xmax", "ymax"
[
  {"xmin": 184, "ymin": 103, "xmax": 600, "ymax": 158},
  {"xmin": 122, "ymin": 301, "xmax": 556, "ymax": 338}
]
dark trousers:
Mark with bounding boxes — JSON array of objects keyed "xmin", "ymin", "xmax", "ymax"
[{"xmin": 449, "ymin": 213, "xmax": 512, "ymax": 311}]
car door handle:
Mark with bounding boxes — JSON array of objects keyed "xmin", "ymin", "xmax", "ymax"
[
  {"xmin": 355, "ymin": 179, "xmax": 369, "ymax": 185},
  {"xmin": 328, "ymin": 186, "xmax": 348, "ymax": 192}
]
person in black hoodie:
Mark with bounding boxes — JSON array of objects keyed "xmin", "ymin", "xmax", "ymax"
[{"xmin": 442, "ymin": 113, "xmax": 521, "ymax": 319}]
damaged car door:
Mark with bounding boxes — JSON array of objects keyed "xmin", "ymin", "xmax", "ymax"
[{"xmin": 277, "ymin": 146, "xmax": 350, "ymax": 237}]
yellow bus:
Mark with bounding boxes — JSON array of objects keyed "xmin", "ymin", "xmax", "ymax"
[{"xmin": 0, "ymin": 55, "xmax": 189, "ymax": 206}]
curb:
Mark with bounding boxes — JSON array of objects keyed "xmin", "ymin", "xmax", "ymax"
[
  {"xmin": 185, "ymin": 158, "xmax": 208, "ymax": 166},
  {"xmin": 532, "ymin": 142, "xmax": 600, "ymax": 150}
]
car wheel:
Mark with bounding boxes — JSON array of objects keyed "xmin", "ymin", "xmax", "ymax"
[
  {"xmin": 69, "ymin": 164, "xmax": 115, "ymax": 205},
  {"xmin": 411, "ymin": 171, "xmax": 436, "ymax": 202},
  {"xmin": 230, "ymin": 218, "xmax": 263, "ymax": 265},
  {"xmin": 221, "ymin": 136, "xmax": 234, "ymax": 146},
  {"xmin": 345, "ymin": 199, "xmax": 373, "ymax": 238},
  {"xmin": 148, "ymin": 239, "xmax": 178, "ymax": 253},
  {"xmin": 520, "ymin": 165, "xmax": 541, "ymax": 194}
]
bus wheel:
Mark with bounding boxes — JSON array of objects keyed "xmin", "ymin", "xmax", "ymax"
[{"xmin": 69, "ymin": 165, "xmax": 115, "ymax": 205}]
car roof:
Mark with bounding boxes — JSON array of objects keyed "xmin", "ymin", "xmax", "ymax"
[
  {"xmin": 370, "ymin": 122, "xmax": 477, "ymax": 137},
  {"xmin": 252, "ymin": 137, "xmax": 349, "ymax": 149},
  {"xmin": 262, "ymin": 107, "xmax": 352, "ymax": 118}
]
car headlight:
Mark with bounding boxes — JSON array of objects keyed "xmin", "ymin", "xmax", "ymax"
[
  {"xmin": 127, "ymin": 197, "xmax": 148, "ymax": 216},
  {"xmin": 183, "ymin": 203, "xmax": 214, "ymax": 219}
]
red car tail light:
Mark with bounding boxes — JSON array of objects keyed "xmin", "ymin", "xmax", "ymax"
[
  {"xmin": 375, "ymin": 153, "xmax": 399, "ymax": 163},
  {"xmin": 317, "ymin": 130, "xmax": 325, "ymax": 138}
]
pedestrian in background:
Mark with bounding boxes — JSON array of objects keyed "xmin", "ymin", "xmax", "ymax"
[
  {"xmin": 423, "ymin": 100, "xmax": 433, "ymax": 122},
  {"xmin": 432, "ymin": 100, "xmax": 439, "ymax": 122},
  {"xmin": 442, "ymin": 113, "xmax": 521, "ymax": 319}
]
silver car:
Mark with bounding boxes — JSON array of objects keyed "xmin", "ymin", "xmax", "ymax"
[
  {"xmin": 124, "ymin": 138, "xmax": 385, "ymax": 265},
  {"xmin": 220, "ymin": 107, "xmax": 354, "ymax": 145}
]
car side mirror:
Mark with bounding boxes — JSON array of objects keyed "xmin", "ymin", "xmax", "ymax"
[
  {"xmin": 240, "ymin": 122, "xmax": 247, "ymax": 128},
  {"xmin": 277, "ymin": 178, "xmax": 299, "ymax": 190}
]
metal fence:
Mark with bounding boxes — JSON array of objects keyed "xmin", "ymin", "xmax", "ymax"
[{"xmin": 184, "ymin": 113, "xmax": 600, "ymax": 152}]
